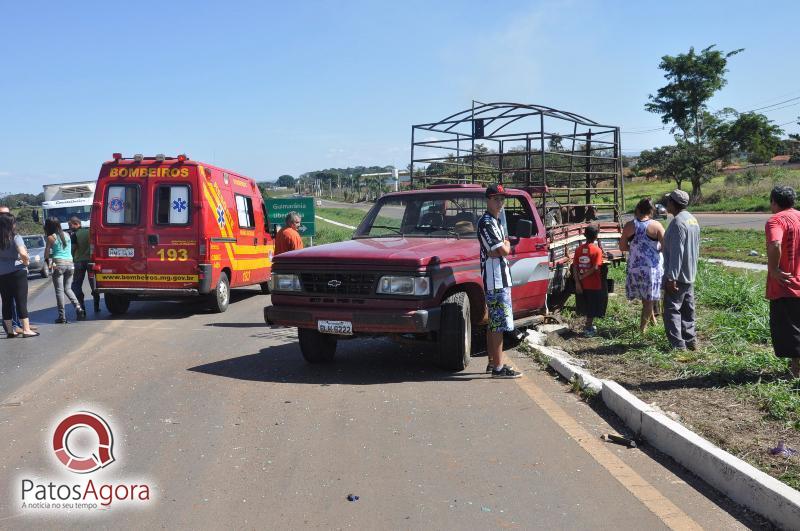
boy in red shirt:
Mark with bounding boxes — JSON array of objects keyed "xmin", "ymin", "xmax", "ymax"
[{"xmin": 573, "ymin": 225, "xmax": 605, "ymax": 337}]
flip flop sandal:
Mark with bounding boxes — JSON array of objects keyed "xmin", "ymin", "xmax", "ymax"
[
  {"xmin": 6, "ymin": 333, "xmax": 20, "ymax": 339},
  {"xmin": 22, "ymin": 332, "xmax": 40, "ymax": 338}
]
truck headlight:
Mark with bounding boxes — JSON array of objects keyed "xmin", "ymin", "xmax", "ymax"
[
  {"xmin": 376, "ymin": 276, "xmax": 430, "ymax": 296},
  {"xmin": 271, "ymin": 274, "xmax": 301, "ymax": 292},
  {"xmin": 33, "ymin": 255, "xmax": 41, "ymax": 261}
]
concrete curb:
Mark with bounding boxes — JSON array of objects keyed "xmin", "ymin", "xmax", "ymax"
[
  {"xmin": 523, "ymin": 336, "xmax": 800, "ymax": 529},
  {"xmin": 525, "ymin": 342, "xmax": 603, "ymax": 394}
]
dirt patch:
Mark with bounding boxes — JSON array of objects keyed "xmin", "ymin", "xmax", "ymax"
[{"xmin": 544, "ymin": 318, "xmax": 800, "ymax": 490}]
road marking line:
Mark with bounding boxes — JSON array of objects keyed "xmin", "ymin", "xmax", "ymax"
[
  {"xmin": 513, "ymin": 374, "xmax": 702, "ymax": 530},
  {"xmin": 316, "ymin": 215, "xmax": 356, "ymax": 230}
]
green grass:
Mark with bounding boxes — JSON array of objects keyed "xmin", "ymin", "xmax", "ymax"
[
  {"xmin": 601, "ymin": 263, "xmax": 798, "ymax": 425},
  {"xmin": 700, "ymin": 227, "xmax": 767, "ymax": 265},
  {"xmin": 315, "ymin": 207, "xmax": 368, "ymax": 227},
  {"xmin": 624, "ymin": 167, "xmax": 800, "ymax": 213}
]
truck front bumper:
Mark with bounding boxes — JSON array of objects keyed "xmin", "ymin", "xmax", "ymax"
[{"xmin": 264, "ymin": 305, "xmax": 441, "ymax": 334}]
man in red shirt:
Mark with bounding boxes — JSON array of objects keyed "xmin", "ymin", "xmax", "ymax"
[
  {"xmin": 573, "ymin": 224, "xmax": 605, "ymax": 337},
  {"xmin": 765, "ymin": 186, "xmax": 800, "ymax": 378},
  {"xmin": 274, "ymin": 211, "xmax": 305, "ymax": 256}
]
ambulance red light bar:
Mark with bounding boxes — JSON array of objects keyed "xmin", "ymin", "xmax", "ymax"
[
  {"xmin": 177, "ymin": 154, "xmax": 188, "ymax": 162},
  {"xmin": 112, "ymin": 153, "xmax": 122, "ymax": 161}
]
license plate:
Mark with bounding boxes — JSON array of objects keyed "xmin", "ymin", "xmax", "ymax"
[
  {"xmin": 317, "ymin": 320, "xmax": 353, "ymax": 335},
  {"xmin": 108, "ymin": 247, "xmax": 134, "ymax": 257}
]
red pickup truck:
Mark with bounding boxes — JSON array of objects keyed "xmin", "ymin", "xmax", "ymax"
[{"xmin": 264, "ymin": 102, "xmax": 625, "ymax": 370}]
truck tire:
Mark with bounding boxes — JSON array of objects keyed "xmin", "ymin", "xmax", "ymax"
[
  {"xmin": 40, "ymin": 268, "xmax": 49, "ymax": 279},
  {"xmin": 210, "ymin": 272, "xmax": 230, "ymax": 313},
  {"xmin": 260, "ymin": 281, "xmax": 270, "ymax": 295},
  {"xmin": 105, "ymin": 294, "xmax": 130, "ymax": 315},
  {"xmin": 298, "ymin": 328, "xmax": 337, "ymax": 363},
  {"xmin": 437, "ymin": 291, "xmax": 471, "ymax": 371},
  {"xmin": 547, "ymin": 277, "xmax": 574, "ymax": 311}
]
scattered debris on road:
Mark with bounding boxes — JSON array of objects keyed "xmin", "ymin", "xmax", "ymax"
[
  {"xmin": 601, "ymin": 433, "xmax": 637, "ymax": 448},
  {"xmin": 769, "ymin": 441, "xmax": 798, "ymax": 457}
]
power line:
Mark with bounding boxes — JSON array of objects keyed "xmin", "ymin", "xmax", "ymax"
[
  {"xmin": 622, "ymin": 126, "xmax": 667, "ymax": 134},
  {"xmin": 742, "ymin": 95, "xmax": 800, "ymax": 113},
  {"xmin": 736, "ymin": 89, "xmax": 800, "ymax": 111},
  {"xmin": 620, "ymin": 90, "xmax": 800, "ymax": 134}
]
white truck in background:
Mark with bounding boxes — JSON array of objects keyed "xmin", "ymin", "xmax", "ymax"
[{"xmin": 41, "ymin": 181, "xmax": 96, "ymax": 229}]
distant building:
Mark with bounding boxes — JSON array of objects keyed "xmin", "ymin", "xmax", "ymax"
[{"xmin": 771, "ymin": 155, "xmax": 791, "ymax": 165}]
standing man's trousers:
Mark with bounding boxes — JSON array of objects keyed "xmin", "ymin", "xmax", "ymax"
[{"xmin": 663, "ymin": 282, "xmax": 695, "ymax": 349}]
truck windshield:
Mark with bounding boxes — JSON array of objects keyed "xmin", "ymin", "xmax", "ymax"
[
  {"xmin": 44, "ymin": 205, "xmax": 91, "ymax": 223},
  {"xmin": 355, "ymin": 194, "xmax": 486, "ymax": 238}
]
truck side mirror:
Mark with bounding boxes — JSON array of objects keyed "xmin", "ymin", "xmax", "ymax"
[
  {"xmin": 515, "ymin": 219, "xmax": 533, "ymax": 238},
  {"xmin": 32, "ymin": 210, "xmax": 39, "ymax": 223}
]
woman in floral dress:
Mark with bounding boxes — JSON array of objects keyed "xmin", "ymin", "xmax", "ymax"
[{"xmin": 620, "ymin": 198, "xmax": 665, "ymax": 332}]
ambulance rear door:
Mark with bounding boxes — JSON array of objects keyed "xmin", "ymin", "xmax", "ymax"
[
  {"xmin": 95, "ymin": 179, "xmax": 149, "ymax": 288},
  {"xmin": 143, "ymin": 171, "xmax": 200, "ymax": 290}
]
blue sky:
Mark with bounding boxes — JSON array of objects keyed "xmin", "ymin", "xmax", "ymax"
[{"xmin": 1, "ymin": 0, "xmax": 798, "ymax": 194}]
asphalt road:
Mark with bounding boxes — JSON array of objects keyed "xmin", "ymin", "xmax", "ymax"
[
  {"xmin": 691, "ymin": 213, "xmax": 769, "ymax": 231},
  {"xmin": 0, "ymin": 279, "xmax": 764, "ymax": 528}
]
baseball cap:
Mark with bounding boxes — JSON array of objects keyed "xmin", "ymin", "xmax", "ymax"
[
  {"xmin": 486, "ymin": 183, "xmax": 506, "ymax": 197},
  {"xmin": 668, "ymin": 189, "xmax": 690, "ymax": 207}
]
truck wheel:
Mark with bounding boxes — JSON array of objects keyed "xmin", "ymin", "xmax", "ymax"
[
  {"xmin": 260, "ymin": 281, "xmax": 270, "ymax": 295},
  {"xmin": 40, "ymin": 268, "xmax": 49, "ymax": 279},
  {"xmin": 105, "ymin": 294, "xmax": 130, "ymax": 315},
  {"xmin": 298, "ymin": 328, "xmax": 337, "ymax": 363},
  {"xmin": 438, "ymin": 291, "xmax": 471, "ymax": 371},
  {"xmin": 547, "ymin": 277, "xmax": 574, "ymax": 311},
  {"xmin": 211, "ymin": 272, "xmax": 230, "ymax": 313}
]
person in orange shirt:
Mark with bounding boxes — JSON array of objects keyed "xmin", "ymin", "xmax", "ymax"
[
  {"xmin": 274, "ymin": 211, "xmax": 304, "ymax": 255},
  {"xmin": 573, "ymin": 224, "xmax": 605, "ymax": 337}
]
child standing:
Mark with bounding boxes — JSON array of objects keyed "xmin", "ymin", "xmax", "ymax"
[{"xmin": 573, "ymin": 224, "xmax": 605, "ymax": 337}]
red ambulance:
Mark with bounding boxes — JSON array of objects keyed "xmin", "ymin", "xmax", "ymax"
[{"xmin": 90, "ymin": 153, "xmax": 274, "ymax": 314}]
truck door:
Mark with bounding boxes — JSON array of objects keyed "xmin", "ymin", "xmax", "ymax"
[
  {"xmin": 144, "ymin": 178, "xmax": 200, "ymax": 290},
  {"xmin": 503, "ymin": 195, "xmax": 549, "ymax": 312},
  {"xmin": 95, "ymin": 182, "xmax": 148, "ymax": 288}
]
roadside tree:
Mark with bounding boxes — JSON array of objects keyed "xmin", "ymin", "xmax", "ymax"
[
  {"xmin": 276, "ymin": 174, "xmax": 295, "ymax": 188},
  {"xmin": 645, "ymin": 45, "xmax": 783, "ymax": 201}
]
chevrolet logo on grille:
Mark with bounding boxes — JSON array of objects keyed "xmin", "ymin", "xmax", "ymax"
[{"xmin": 327, "ymin": 280, "xmax": 342, "ymax": 288}]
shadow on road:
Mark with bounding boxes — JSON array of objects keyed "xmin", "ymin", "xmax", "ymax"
[
  {"xmin": 28, "ymin": 289, "xmax": 263, "ymax": 323},
  {"xmin": 188, "ymin": 334, "xmax": 483, "ymax": 385}
]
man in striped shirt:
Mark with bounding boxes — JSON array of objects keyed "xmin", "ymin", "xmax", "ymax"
[{"xmin": 478, "ymin": 184, "xmax": 522, "ymax": 379}]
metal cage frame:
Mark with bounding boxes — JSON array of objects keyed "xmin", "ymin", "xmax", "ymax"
[{"xmin": 410, "ymin": 101, "xmax": 625, "ymax": 222}]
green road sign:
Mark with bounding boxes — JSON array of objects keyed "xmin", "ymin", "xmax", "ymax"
[{"xmin": 265, "ymin": 196, "xmax": 316, "ymax": 237}]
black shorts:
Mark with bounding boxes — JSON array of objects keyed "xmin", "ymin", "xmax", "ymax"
[
  {"xmin": 769, "ymin": 298, "xmax": 800, "ymax": 358},
  {"xmin": 576, "ymin": 289, "xmax": 606, "ymax": 318}
]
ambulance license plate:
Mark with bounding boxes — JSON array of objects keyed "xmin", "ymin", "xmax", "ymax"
[
  {"xmin": 318, "ymin": 320, "xmax": 352, "ymax": 335},
  {"xmin": 108, "ymin": 247, "xmax": 134, "ymax": 257}
]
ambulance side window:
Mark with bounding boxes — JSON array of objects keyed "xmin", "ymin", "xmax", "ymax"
[
  {"xmin": 105, "ymin": 185, "xmax": 140, "ymax": 225},
  {"xmin": 261, "ymin": 201, "xmax": 270, "ymax": 233},
  {"xmin": 155, "ymin": 185, "xmax": 191, "ymax": 225},
  {"xmin": 235, "ymin": 194, "xmax": 255, "ymax": 228}
]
